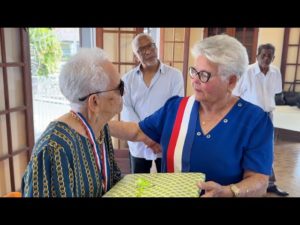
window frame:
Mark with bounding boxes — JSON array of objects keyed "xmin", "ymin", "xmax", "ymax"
[{"xmin": 0, "ymin": 28, "xmax": 34, "ymax": 194}]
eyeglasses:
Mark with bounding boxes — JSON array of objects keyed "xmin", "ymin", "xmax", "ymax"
[
  {"xmin": 137, "ymin": 43, "xmax": 156, "ymax": 55},
  {"xmin": 78, "ymin": 80, "xmax": 124, "ymax": 101},
  {"xmin": 189, "ymin": 66, "xmax": 212, "ymax": 83}
]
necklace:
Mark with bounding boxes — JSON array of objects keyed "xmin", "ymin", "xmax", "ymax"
[
  {"xmin": 201, "ymin": 116, "xmax": 223, "ymax": 125},
  {"xmin": 70, "ymin": 111, "xmax": 104, "ymax": 144},
  {"xmin": 201, "ymin": 111, "xmax": 226, "ymax": 125},
  {"xmin": 200, "ymin": 99, "xmax": 232, "ymax": 126}
]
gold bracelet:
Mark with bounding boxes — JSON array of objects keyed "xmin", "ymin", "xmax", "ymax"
[{"xmin": 230, "ymin": 184, "xmax": 240, "ymax": 197}]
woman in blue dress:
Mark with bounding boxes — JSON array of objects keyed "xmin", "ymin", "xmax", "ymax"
[
  {"xmin": 22, "ymin": 48, "xmax": 123, "ymax": 197},
  {"xmin": 109, "ymin": 34, "xmax": 273, "ymax": 197}
]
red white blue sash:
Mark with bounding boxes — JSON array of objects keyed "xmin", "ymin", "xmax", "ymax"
[
  {"xmin": 71, "ymin": 111, "xmax": 110, "ymax": 192},
  {"xmin": 166, "ymin": 95, "xmax": 198, "ymax": 172}
]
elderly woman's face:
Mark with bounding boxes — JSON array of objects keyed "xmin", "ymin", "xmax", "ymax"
[
  {"xmin": 99, "ymin": 61, "xmax": 123, "ymax": 115},
  {"xmin": 191, "ymin": 56, "xmax": 228, "ymax": 102}
]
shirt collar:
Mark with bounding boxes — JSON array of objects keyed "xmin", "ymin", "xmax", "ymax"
[
  {"xmin": 135, "ymin": 60, "xmax": 164, "ymax": 75},
  {"xmin": 253, "ymin": 62, "xmax": 261, "ymax": 75},
  {"xmin": 254, "ymin": 62, "xmax": 275, "ymax": 75}
]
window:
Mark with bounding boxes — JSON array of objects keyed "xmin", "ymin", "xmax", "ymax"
[
  {"xmin": 0, "ymin": 28, "xmax": 33, "ymax": 195},
  {"xmin": 29, "ymin": 28, "xmax": 80, "ymax": 141},
  {"xmin": 159, "ymin": 28, "xmax": 189, "ymax": 95},
  {"xmin": 280, "ymin": 28, "xmax": 300, "ymax": 92},
  {"xmin": 204, "ymin": 28, "xmax": 259, "ymax": 64},
  {"xmin": 96, "ymin": 28, "xmax": 144, "ymax": 149}
]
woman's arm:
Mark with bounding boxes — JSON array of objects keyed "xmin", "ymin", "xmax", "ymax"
[
  {"xmin": 108, "ymin": 121, "xmax": 142, "ymax": 141},
  {"xmin": 197, "ymin": 170, "xmax": 268, "ymax": 197},
  {"xmin": 237, "ymin": 171, "xmax": 268, "ymax": 197},
  {"xmin": 108, "ymin": 121, "xmax": 161, "ymax": 154}
]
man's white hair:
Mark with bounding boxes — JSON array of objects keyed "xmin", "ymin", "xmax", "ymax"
[
  {"xmin": 131, "ymin": 33, "xmax": 154, "ymax": 54},
  {"xmin": 59, "ymin": 47, "xmax": 110, "ymax": 110},
  {"xmin": 191, "ymin": 34, "xmax": 249, "ymax": 80}
]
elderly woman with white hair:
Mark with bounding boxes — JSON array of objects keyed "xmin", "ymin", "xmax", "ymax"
[
  {"xmin": 109, "ymin": 34, "xmax": 273, "ymax": 197},
  {"xmin": 22, "ymin": 48, "xmax": 124, "ymax": 197}
]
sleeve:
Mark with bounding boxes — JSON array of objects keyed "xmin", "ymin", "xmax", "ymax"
[
  {"xmin": 139, "ymin": 96, "xmax": 180, "ymax": 143},
  {"xmin": 121, "ymin": 76, "xmax": 141, "ymax": 122},
  {"xmin": 275, "ymin": 67, "xmax": 283, "ymax": 94},
  {"xmin": 242, "ymin": 112, "xmax": 274, "ymax": 176},
  {"xmin": 22, "ymin": 145, "xmax": 75, "ymax": 197},
  {"xmin": 171, "ymin": 70, "xmax": 185, "ymax": 97}
]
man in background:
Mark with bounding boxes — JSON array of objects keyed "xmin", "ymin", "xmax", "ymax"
[
  {"xmin": 233, "ymin": 43, "xmax": 289, "ymax": 196},
  {"xmin": 121, "ymin": 33, "xmax": 184, "ymax": 173}
]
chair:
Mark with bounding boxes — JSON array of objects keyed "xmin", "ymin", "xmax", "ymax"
[
  {"xmin": 1, "ymin": 192, "xmax": 22, "ymax": 197},
  {"xmin": 114, "ymin": 149, "xmax": 131, "ymax": 175}
]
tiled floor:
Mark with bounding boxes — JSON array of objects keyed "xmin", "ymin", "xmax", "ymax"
[{"xmin": 266, "ymin": 139, "xmax": 300, "ymax": 197}]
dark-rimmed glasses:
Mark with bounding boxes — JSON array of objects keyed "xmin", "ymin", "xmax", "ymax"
[
  {"xmin": 189, "ymin": 66, "xmax": 212, "ymax": 83},
  {"xmin": 78, "ymin": 80, "xmax": 124, "ymax": 101},
  {"xmin": 137, "ymin": 43, "xmax": 156, "ymax": 55}
]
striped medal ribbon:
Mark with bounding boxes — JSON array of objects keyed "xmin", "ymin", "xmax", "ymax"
[{"xmin": 71, "ymin": 111, "xmax": 109, "ymax": 192}]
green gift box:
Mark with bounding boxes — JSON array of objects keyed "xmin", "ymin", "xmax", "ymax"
[{"xmin": 103, "ymin": 172, "xmax": 205, "ymax": 198}]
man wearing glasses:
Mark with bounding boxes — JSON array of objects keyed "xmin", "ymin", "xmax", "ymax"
[
  {"xmin": 121, "ymin": 33, "xmax": 184, "ymax": 174},
  {"xmin": 233, "ymin": 43, "xmax": 288, "ymax": 196}
]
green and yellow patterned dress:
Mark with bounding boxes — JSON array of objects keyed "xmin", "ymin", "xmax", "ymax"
[{"xmin": 22, "ymin": 121, "xmax": 121, "ymax": 197}]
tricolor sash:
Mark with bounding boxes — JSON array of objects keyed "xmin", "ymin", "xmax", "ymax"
[
  {"xmin": 101, "ymin": 133, "xmax": 111, "ymax": 192},
  {"xmin": 166, "ymin": 95, "xmax": 199, "ymax": 172}
]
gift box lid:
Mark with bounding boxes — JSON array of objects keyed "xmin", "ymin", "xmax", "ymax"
[{"xmin": 103, "ymin": 172, "xmax": 205, "ymax": 198}]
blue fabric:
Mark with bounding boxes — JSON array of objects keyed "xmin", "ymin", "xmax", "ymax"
[{"xmin": 139, "ymin": 96, "xmax": 273, "ymax": 185}]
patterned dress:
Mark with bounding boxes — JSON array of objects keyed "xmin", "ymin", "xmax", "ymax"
[{"xmin": 22, "ymin": 121, "xmax": 121, "ymax": 197}]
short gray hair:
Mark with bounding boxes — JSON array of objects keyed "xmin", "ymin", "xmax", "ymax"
[
  {"xmin": 59, "ymin": 48, "xmax": 109, "ymax": 107},
  {"xmin": 257, "ymin": 43, "xmax": 275, "ymax": 55},
  {"xmin": 131, "ymin": 33, "xmax": 154, "ymax": 53},
  {"xmin": 191, "ymin": 34, "xmax": 249, "ymax": 79}
]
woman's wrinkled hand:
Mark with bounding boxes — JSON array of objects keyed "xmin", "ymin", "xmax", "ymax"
[
  {"xmin": 146, "ymin": 141, "xmax": 162, "ymax": 154},
  {"xmin": 197, "ymin": 181, "xmax": 225, "ymax": 197}
]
